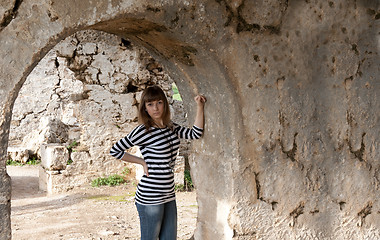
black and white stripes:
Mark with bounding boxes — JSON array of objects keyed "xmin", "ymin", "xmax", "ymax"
[{"xmin": 110, "ymin": 123, "xmax": 203, "ymax": 205}]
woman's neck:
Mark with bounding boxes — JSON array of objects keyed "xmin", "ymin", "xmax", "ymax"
[{"xmin": 153, "ymin": 120, "xmax": 165, "ymax": 128}]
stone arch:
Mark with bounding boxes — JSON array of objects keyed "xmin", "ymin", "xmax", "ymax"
[
  {"xmin": 1, "ymin": 1, "xmax": 379, "ymax": 239},
  {"xmin": 0, "ymin": 1, "xmax": 241, "ymax": 239}
]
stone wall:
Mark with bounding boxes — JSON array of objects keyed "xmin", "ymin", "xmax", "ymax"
[
  {"xmin": 0, "ymin": 0, "xmax": 379, "ymax": 239},
  {"xmin": 9, "ymin": 30, "xmax": 189, "ymax": 192}
]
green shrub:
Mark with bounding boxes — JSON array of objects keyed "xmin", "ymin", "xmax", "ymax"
[
  {"xmin": 66, "ymin": 140, "xmax": 79, "ymax": 165},
  {"xmin": 184, "ymin": 170, "xmax": 194, "ymax": 191},
  {"xmin": 175, "ymin": 170, "xmax": 194, "ymax": 192},
  {"xmin": 91, "ymin": 174, "xmax": 126, "ymax": 187},
  {"xmin": 66, "ymin": 140, "xmax": 79, "ymax": 151},
  {"xmin": 6, "ymin": 159, "xmax": 22, "ymax": 166},
  {"xmin": 26, "ymin": 157, "xmax": 41, "ymax": 165},
  {"xmin": 175, "ymin": 184, "xmax": 185, "ymax": 192},
  {"xmin": 6, "ymin": 157, "xmax": 40, "ymax": 166}
]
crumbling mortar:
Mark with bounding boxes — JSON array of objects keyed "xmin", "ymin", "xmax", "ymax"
[
  {"xmin": 277, "ymin": 111, "xmax": 304, "ymax": 169},
  {"xmin": 55, "ymin": 57, "xmax": 63, "ymax": 87},
  {"xmin": 351, "ymin": 44, "xmax": 359, "ymax": 55},
  {"xmin": 355, "ymin": 58, "xmax": 367, "ymax": 77},
  {"xmin": 281, "ymin": 132, "xmax": 299, "ymax": 163},
  {"xmin": 310, "ymin": 209, "xmax": 319, "ymax": 215},
  {"xmin": 347, "ymin": 132, "xmax": 367, "ymax": 163},
  {"xmin": 237, "ymin": 0, "xmax": 287, "ymax": 34},
  {"xmin": 63, "ymin": 49, "xmax": 93, "ymax": 82},
  {"xmin": 251, "ymin": 171, "xmax": 273, "ymax": 206},
  {"xmin": 254, "ymin": 172, "xmax": 262, "ymax": 201},
  {"xmin": 374, "ymin": 168, "xmax": 380, "ymax": 190},
  {"xmin": 215, "ymin": 0, "xmax": 286, "ymax": 34},
  {"xmin": 214, "ymin": 0, "xmax": 234, "ymax": 27},
  {"xmin": 146, "ymin": 5, "xmax": 161, "ymax": 13},
  {"xmin": 357, "ymin": 202, "xmax": 372, "ymax": 227},
  {"xmin": 236, "ymin": 0, "xmax": 261, "ymax": 33},
  {"xmin": 232, "ymin": 229, "xmax": 257, "ymax": 238},
  {"xmin": 0, "ymin": 0, "xmax": 23, "ymax": 32},
  {"xmin": 16, "ymin": 111, "xmax": 34, "ymax": 124},
  {"xmin": 289, "ymin": 202, "xmax": 305, "ymax": 227}
]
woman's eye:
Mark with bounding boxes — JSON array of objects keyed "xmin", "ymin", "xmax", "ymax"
[
  {"xmin": 146, "ymin": 103, "xmax": 152, "ymax": 106},
  {"xmin": 158, "ymin": 101, "xmax": 163, "ymax": 104}
]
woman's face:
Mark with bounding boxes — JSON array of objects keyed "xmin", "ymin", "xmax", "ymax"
[{"xmin": 145, "ymin": 100, "xmax": 164, "ymax": 122}]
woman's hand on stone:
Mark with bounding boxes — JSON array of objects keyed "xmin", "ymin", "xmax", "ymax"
[{"xmin": 194, "ymin": 95, "xmax": 207, "ymax": 107}]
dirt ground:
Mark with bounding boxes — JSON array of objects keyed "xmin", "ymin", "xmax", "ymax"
[{"xmin": 7, "ymin": 165, "xmax": 198, "ymax": 240}]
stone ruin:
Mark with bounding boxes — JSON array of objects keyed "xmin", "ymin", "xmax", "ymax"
[
  {"xmin": 8, "ymin": 30, "xmax": 190, "ymax": 193},
  {"xmin": 0, "ymin": 0, "xmax": 379, "ymax": 239}
]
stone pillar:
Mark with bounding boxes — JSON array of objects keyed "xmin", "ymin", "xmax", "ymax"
[
  {"xmin": 0, "ymin": 169, "xmax": 11, "ymax": 240},
  {"xmin": 39, "ymin": 144, "xmax": 69, "ymax": 194},
  {"xmin": 0, "ymin": 108, "xmax": 12, "ymax": 240}
]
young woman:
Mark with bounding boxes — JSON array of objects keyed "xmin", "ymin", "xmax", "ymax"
[{"xmin": 110, "ymin": 85, "xmax": 206, "ymax": 240}]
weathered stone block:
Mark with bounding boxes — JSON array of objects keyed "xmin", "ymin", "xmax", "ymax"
[
  {"xmin": 7, "ymin": 147, "xmax": 29, "ymax": 163},
  {"xmin": 39, "ymin": 166, "xmax": 69, "ymax": 194},
  {"xmin": 40, "ymin": 144, "xmax": 69, "ymax": 170},
  {"xmin": 66, "ymin": 151, "xmax": 91, "ymax": 173},
  {"xmin": 80, "ymin": 42, "xmax": 97, "ymax": 55}
]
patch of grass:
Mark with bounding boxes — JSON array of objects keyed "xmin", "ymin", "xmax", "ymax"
[
  {"xmin": 91, "ymin": 174, "xmax": 126, "ymax": 187},
  {"xmin": 66, "ymin": 140, "xmax": 79, "ymax": 152},
  {"xmin": 87, "ymin": 194, "xmax": 129, "ymax": 202},
  {"xmin": 87, "ymin": 191, "xmax": 135, "ymax": 202},
  {"xmin": 26, "ymin": 157, "xmax": 41, "ymax": 165},
  {"xmin": 66, "ymin": 140, "xmax": 79, "ymax": 165},
  {"xmin": 6, "ymin": 159, "xmax": 23, "ymax": 166},
  {"xmin": 175, "ymin": 170, "xmax": 194, "ymax": 192},
  {"xmin": 6, "ymin": 157, "xmax": 41, "ymax": 166},
  {"xmin": 175, "ymin": 184, "xmax": 185, "ymax": 192},
  {"xmin": 184, "ymin": 170, "xmax": 194, "ymax": 191}
]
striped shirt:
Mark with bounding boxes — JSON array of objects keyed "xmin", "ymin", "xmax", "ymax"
[{"xmin": 110, "ymin": 123, "xmax": 203, "ymax": 205}]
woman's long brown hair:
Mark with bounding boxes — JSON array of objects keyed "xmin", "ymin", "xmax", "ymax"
[{"xmin": 138, "ymin": 85, "xmax": 172, "ymax": 130}]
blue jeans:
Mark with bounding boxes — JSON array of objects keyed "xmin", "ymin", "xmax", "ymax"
[{"xmin": 135, "ymin": 200, "xmax": 177, "ymax": 240}]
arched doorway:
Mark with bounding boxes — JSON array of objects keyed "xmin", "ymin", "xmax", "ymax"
[
  {"xmin": 8, "ymin": 29, "xmax": 201, "ymax": 239},
  {"xmin": 0, "ymin": 3, "xmax": 241, "ymax": 239}
]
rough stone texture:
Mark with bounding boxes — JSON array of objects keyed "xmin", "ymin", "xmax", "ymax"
[
  {"xmin": 174, "ymin": 156, "xmax": 185, "ymax": 185},
  {"xmin": 8, "ymin": 29, "xmax": 189, "ymax": 193},
  {"xmin": 0, "ymin": 0, "xmax": 379, "ymax": 239},
  {"xmin": 7, "ymin": 147, "xmax": 29, "ymax": 164},
  {"xmin": 40, "ymin": 144, "xmax": 69, "ymax": 171}
]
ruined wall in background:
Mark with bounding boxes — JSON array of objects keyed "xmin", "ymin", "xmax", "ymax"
[{"xmin": 8, "ymin": 30, "xmax": 188, "ymax": 191}]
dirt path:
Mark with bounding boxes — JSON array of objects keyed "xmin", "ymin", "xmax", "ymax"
[{"xmin": 7, "ymin": 165, "xmax": 197, "ymax": 240}]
